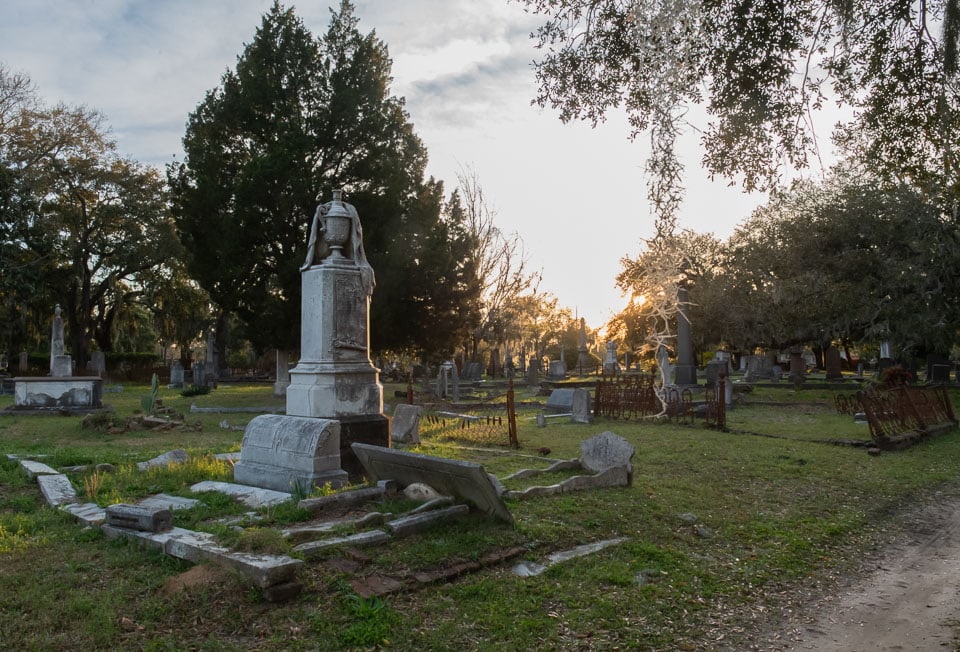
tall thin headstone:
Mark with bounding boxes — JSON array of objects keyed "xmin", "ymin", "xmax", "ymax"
[{"xmin": 274, "ymin": 350, "xmax": 290, "ymax": 397}]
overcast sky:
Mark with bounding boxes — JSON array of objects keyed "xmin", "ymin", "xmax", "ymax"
[{"xmin": 1, "ymin": 0, "xmax": 791, "ymax": 328}]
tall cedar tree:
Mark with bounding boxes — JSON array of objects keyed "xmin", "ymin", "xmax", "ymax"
[{"xmin": 169, "ymin": 1, "xmax": 479, "ymax": 357}]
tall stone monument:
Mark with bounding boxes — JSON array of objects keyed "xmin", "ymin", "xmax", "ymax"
[
  {"xmin": 285, "ymin": 190, "xmax": 388, "ymax": 476},
  {"xmin": 576, "ymin": 317, "xmax": 590, "ymax": 375},
  {"xmin": 674, "ymin": 286, "xmax": 697, "ymax": 385}
]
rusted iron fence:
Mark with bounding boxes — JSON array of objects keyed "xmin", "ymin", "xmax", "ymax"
[
  {"xmin": 856, "ymin": 384, "xmax": 957, "ymax": 449},
  {"xmin": 594, "ymin": 374, "xmax": 727, "ymax": 429},
  {"xmin": 594, "ymin": 374, "xmax": 659, "ymax": 419},
  {"xmin": 419, "ymin": 379, "xmax": 519, "ymax": 448}
]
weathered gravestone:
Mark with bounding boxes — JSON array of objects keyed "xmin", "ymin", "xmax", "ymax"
[
  {"xmin": 824, "ymin": 346, "xmax": 843, "ymax": 380},
  {"xmin": 545, "ymin": 388, "xmax": 575, "ymax": 414},
  {"xmin": 580, "ymin": 431, "xmax": 635, "ymax": 477},
  {"xmin": 352, "ymin": 442, "xmax": 513, "ymax": 523},
  {"xmin": 390, "ymin": 404, "xmax": 423, "ymax": 445},
  {"xmin": 169, "ymin": 360, "xmax": 185, "ymax": 388},
  {"xmin": 571, "ymin": 388, "xmax": 592, "ymax": 424},
  {"xmin": 233, "ymin": 415, "xmax": 348, "ymax": 493},
  {"xmin": 462, "ymin": 361, "xmax": 484, "ymax": 381},
  {"xmin": 548, "ymin": 359, "xmax": 567, "ymax": 379},
  {"xmin": 89, "ymin": 351, "xmax": 106, "ymax": 377},
  {"xmin": 603, "ymin": 341, "xmax": 619, "ymax": 375},
  {"xmin": 18, "ymin": 351, "xmax": 28, "ymax": 373}
]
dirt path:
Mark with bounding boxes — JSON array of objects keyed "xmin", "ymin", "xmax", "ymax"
[{"xmin": 762, "ymin": 491, "xmax": 960, "ymax": 651}]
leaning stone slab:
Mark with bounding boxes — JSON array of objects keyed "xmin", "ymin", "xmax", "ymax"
[
  {"xmin": 293, "ymin": 530, "xmax": 391, "ymax": 559},
  {"xmin": 390, "ymin": 404, "xmax": 423, "ymax": 444},
  {"xmin": 105, "ymin": 503, "xmax": 172, "ymax": 532},
  {"xmin": 386, "ymin": 504, "xmax": 469, "ymax": 537},
  {"xmin": 298, "ymin": 485, "xmax": 384, "ymax": 514},
  {"xmin": 233, "ymin": 415, "xmax": 348, "ymax": 493},
  {"xmin": 139, "ymin": 493, "xmax": 199, "ymax": 511},
  {"xmin": 191, "ymin": 480, "xmax": 291, "ymax": 508},
  {"xmin": 20, "ymin": 459, "xmax": 59, "ymax": 479},
  {"xmin": 137, "ymin": 448, "xmax": 188, "ymax": 472},
  {"xmin": 352, "ymin": 443, "xmax": 513, "ymax": 524},
  {"xmin": 101, "ymin": 525, "xmax": 302, "ymax": 589},
  {"xmin": 37, "ymin": 474, "xmax": 77, "ymax": 506},
  {"xmin": 61, "ymin": 502, "xmax": 106, "ymax": 527},
  {"xmin": 580, "ymin": 432, "xmax": 634, "ymax": 477},
  {"xmin": 281, "ymin": 512, "xmax": 390, "ymax": 543}
]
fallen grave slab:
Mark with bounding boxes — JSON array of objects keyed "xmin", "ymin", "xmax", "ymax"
[
  {"xmin": 191, "ymin": 480, "xmax": 291, "ymax": 508},
  {"xmin": 298, "ymin": 485, "xmax": 385, "ymax": 514},
  {"xmin": 352, "ymin": 443, "xmax": 513, "ymax": 524},
  {"xmin": 138, "ymin": 493, "xmax": 200, "ymax": 511},
  {"xmin": 37, "ymin": 474, "xmax": 77, "ymax": 506},
  {"xmin": 385, "ymin": 504, "xmax": 470, "ymax": 537},
  {"xmin": 61, "ymin": 502, "xmax": 106, "ymax": 527},
  {"xmin": 293, "ymin": 530, "xmax": 391, "ymax": 559},
  {"xmin": 102, "ymin": 525, "xmax": 302, "ymax": 590},
  {"xmin": 512, "ymin": 537, "xmax": 629, "ymax": 577},
  {"xmin": 137, "ymin": 449, "xmax": 188, "ymax": 471},
  {"xmin": 282, "ymin": 512, "xmax": 390, "ymax": 543},
  {"xmin": 19, "ymin": 459, "xmax": 59, "ymax": 479}
]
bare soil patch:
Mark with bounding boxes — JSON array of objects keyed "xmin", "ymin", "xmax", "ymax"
[{"xmin": 757, "ymin": 487, "xmax": 960, "ymax": 651}]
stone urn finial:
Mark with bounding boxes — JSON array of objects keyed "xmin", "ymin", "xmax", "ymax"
[{"xmin": 324, "ymin": 189, "xmax": 352, "ymax": 260}]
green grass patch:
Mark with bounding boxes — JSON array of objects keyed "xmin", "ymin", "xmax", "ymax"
[{"xmin": 2, "ymin": 381, "xmax": 960, "ymax": 649}]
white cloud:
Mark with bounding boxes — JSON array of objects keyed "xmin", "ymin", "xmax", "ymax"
[{"xmin": 0, "ymin": 0, "xmax": 780, "ymax": 328}]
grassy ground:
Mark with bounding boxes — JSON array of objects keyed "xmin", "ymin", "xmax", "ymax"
[{"xmin": 1, "ymin": 379, "xmax": 959, "ymax": 650}]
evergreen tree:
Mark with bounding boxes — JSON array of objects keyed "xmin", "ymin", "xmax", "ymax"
[{"xmin": 169, "ymin": 1, "xmax": 476, "ymax": 357}]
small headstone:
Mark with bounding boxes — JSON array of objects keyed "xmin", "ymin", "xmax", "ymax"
[
  {"xmin": 89, "ymin": 351, "xmax": 106, "ymax": 377},
  {"xmin": 824, "ymin": 346, "xmax": 843, "ymax": 380},
  {"xmin": 391, "ymin": 404, "xmax": 423, "ymax": 444},
  {"xmin": 544, "ymin": 389, "xmax": 575, "ymax": 414},
  {"xmin": 18, "ymin": 351, "xmax": 28, "ymax": 373},
  {"xmin": 169, "ymin": 360, "xmax": 185, "ymax": 388},
  {"xmin": 571, "ymin": 388, "xmax": 592, "ymax": 423},
  {"xmin": 704, "ymin": 360, "xmax": 726, "ymax": 388},
  {"xmin": 526, "ymin": 356, "xmax": 540, "ymax": 386},
  {"xmin": 462, "ymin": 362, "xmax": 484, "ymax": 381},
  {"xmin": 547, "ymin": 360, "xmax": 567, "ymax": 379},
  {"xmin": 192, "ymin": 361, "xmax": 206, "ymax": 387},
  {"xmin": 603, "ymin": 341, "xmax": 619, "ymax": 375},
  {"xmin": 579, "ymin": 431, "xmax": 634, "ymax": 476}
]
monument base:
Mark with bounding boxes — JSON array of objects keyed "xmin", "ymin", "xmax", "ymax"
[
  {"xmin": 338, "ymin": 415, "xmax": 390, "ymax": 482},
  {"xmin": 233, "ymin": 415, "xmax": 349, "ymax": 493},
  {"xmin": 12, "ymin": 376, "xmax": 103, "ymax": 410}
]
